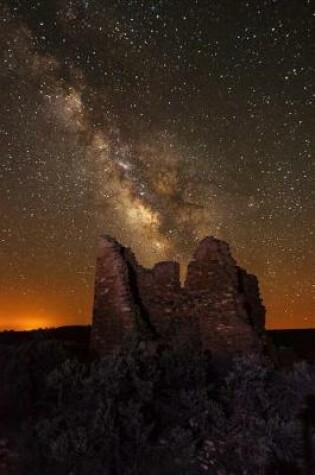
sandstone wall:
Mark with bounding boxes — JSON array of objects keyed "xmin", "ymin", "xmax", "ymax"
[
  {"xmin": 90, "ymin": 235, "xmax": 265, "ymax": 356},
  {"xmin": 90, "ymin": 235, "xmax": 137, "ymax": 356}
]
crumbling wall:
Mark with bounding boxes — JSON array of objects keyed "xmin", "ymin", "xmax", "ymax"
[
  {"xmin": 90, "ymin": 235, "xmax": 138, "ymax": 355},
  {"xmin": 90, "ymin": 235, "xmax": 266, "ymax": 356},
  {"xmin": 183, "ymin": 237, "xmax": 261, "ymax": 353}
]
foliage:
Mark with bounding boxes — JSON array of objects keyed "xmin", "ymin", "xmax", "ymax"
[
  {"xmin": 0, "ymin": 339, "xmax": 67, "ymax": 420},
  {"xmin": 0, "ymin": 337, "xmax": 314, "ymax": 474}
]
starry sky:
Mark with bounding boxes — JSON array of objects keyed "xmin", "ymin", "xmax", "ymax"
[{"xmin": 0, "ymin": 0, "xmax": 314, "ymax": 331}]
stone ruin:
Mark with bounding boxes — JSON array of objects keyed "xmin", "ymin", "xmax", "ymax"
[{"xmin": 90, "ymin": 235, "xmax": 266, "ymax": 357}]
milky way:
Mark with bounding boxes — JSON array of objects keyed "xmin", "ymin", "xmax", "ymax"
[{"xmin": 0, "ymin": 1, "xmax": 314, "ymax": 329}]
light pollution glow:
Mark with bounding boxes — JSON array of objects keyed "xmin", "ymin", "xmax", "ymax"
[{"xmin": 1, "ymin": 2, "xmax": 313, "ymax": 331}]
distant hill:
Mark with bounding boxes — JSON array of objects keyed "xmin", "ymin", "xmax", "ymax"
[
  {"xmin": 0, "ymin": 325, "xmax": 90, "ymax": 346},
  {"xmin": 268, "ymin": 329, "xmax": 315, "ymax": 363}
]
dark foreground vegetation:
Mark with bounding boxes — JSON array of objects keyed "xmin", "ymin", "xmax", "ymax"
[{"xmin": 0, "ymin": 328, "xmax": 314, "ymax": 474}]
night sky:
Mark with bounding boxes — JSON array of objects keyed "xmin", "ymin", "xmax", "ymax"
[{"xmin": 0, "ymin": 0, "xmax": 314, "ymax": 330}]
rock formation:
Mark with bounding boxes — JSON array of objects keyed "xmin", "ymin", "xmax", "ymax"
[{"xmin": 90, "ymin": 235, "xmax": 266, "ymax": 357}]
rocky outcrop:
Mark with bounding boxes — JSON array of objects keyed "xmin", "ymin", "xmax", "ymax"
[{"xmin": 90, "ymin": 235, "xmax": 266, "ymax": 356}]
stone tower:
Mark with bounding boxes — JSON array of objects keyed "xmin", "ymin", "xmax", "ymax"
[
  {"xmin": 90, "ymin": 235, "xmax": 265, "ymax": 356},
  {"xmin": 90, "ymin": 236, "xmax": 137, "ymax": 355}
]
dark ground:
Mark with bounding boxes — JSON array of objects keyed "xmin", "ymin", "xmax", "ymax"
[
  {"xmin": 0, "ymin": 326, "xmax": 314, "ymax": 474},
  {"xmin": 1, "ymin": 326, "xmax": 314, "ymax": 362}
]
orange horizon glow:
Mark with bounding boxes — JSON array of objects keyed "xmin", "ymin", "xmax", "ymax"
[
  {"xmin": 0, "ymin": 249, "xmax": 313, "ymax": 332},
  {"xmin": 0, "ymin": 292, "xmax": 313, "ymax": 332},
  {"xmin": 0, "ymin": 314, "xmax": 57, "ymax": 332},
  {"xmin": 0, "ymin": 316, "xmax": 313, "ymax": 332}
]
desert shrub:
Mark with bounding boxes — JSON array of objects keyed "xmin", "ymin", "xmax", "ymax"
[
  {"xmin": 21, "ymin": 345, "xmax": 156, "ymax": 474},
  {"xmin": 19, "ymin": 342, "xmax": 212, "ymax": 474},
  {"xmin": 0, "ymin": 339, "xmax": 68, "ymax": 422},
  {"xmin": 201, "ymin": 355, "xmax": 315, "ymax": 474},
  {"xmin": 2, "ymin": 338, "xmax": 313, "ymax": 475}
]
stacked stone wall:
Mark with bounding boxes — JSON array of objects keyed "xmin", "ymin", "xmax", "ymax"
[
  {"xmin": 90, "ymin": 236, "xmax": 137, "ymax": 355},
  {"xmin": 90, "ymin": 235, "xmax": 265, "ymax": 356}
]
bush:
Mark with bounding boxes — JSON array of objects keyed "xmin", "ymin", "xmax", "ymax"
[
  {"xmin": 1, "ymin": 336, "xmax": 314, "ymax": 474},
  {"xmin": 0, "ymin": 339, "xmax": 68, "ymax": 421},
  {"xmin": 204, "ymin": 355, "xmax": 315, "ymax": 473}
]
